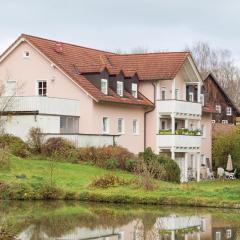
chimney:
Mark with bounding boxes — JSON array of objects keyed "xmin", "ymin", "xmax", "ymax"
[{"xmin": 54, "ymin": 42, "xmax": 63, "ymax": 53}]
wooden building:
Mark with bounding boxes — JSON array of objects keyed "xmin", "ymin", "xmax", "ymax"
[{"xmin": 203, "ymin": 73, "xmax": 240, "ymax": 125}]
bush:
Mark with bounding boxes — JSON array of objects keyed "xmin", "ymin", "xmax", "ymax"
[
  {"xmin": 90, "ymin": 173, "xmax": 126, "ymax": 188},
  {"xmin": 76, "ymin": 145, "xmax": 135, "ymax": 170},
  {"xmin": 27, "ymin": 127, "xmax": 44, "ymax": 153},
  {"xmin": 138, "ymin": 147, "xmax": 180, "ymax": 183},
  {"xmin": 0, "ymin": 148, "xmax": 10, "ymax": 170},
  {"xmin": 125, "ymin": 159, "xmax": 138, "ymax": 172},
  {"xmin": 0, "ymin": 134, "xmax": 30, "ymax": 158},
  {"xmin": 39, "ymin": 184, "xmax": 63, "ymax": 200},
  {"xmin": 42, "ymin": 137, "xmax": 76, "ymax": 162},
  {"xmin": 105, "ymin": 157, "xmax": 119, "ymax": 169},
  {"xmin": 213, "ymin": 131, "xmax": 240, "ymax": 170}
]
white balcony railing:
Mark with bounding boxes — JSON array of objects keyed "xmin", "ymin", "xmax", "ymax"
[
  {"xmin": 0, "ymin": 96, "xmax": 80, "ymax": 116},
  {"xmin": 157, "ymin": 134, "xmax": 201, "ymax": 151},
  {"xmin": 157, "ymin": 100, "xmax": 202, "ymax": 116}
]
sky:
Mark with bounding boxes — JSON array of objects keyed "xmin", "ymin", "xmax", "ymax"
[{"xmin": 1, "ymin": 0, "xmax": 240, "ymax": 62}]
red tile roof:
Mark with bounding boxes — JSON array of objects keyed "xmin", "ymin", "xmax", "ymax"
[{"xmin": 2, "ymin": 34, "xmax": 191, "ymax": 107}]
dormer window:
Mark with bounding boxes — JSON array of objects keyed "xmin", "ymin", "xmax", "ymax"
[
  {"xmin": 101, "ymin": 79, "xmax": 108, "ymax": 95},
  {"xmin": 131, "ymin": 83, "xmax": 138, "ymax": 98},
  {"xmin": 117, "ymin": 81, "xmax": 123, "ymax": 97}
]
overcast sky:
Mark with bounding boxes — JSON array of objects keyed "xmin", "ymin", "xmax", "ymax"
[{"xmin": 1, "ymin": 0, "xmax": 240, "ymax": 62}]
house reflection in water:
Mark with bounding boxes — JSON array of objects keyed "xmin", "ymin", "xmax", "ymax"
[{"xmin": 17, "ymin": 215, "xmax": 237, "ymax": 240}]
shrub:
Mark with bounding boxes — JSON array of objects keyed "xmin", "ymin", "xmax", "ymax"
[
  {"xmin": 76, "ymin": 145, "xmax": 135, "ymax": 170},
  {"xmin": 0, "ymin": 148, "xmax": 10, "ymax": 170},
  {"xmin": 90, "ymin": 173, "xmax": 126, "ymax": 188},
  {"xmin": 42, "ymin": 137, "xmax": 76, "ymax": 162},
  {"xmin": 27, "ymin": 127, "xmax": 44, "ymax": 153},
  {"xmin": 0, "ymin": 134, "xmax": 30, "ymax": 158},
  {"xmin": 138, "ymin": 147, "xmax": 180, "ymax": 183},
  {"xmin": 105, "ymin": 157, "xmax": 119, "ymax": 169},
  {"xmin": 0, "ymin": 226, "xmax": 17, "ymax": 240},
  {"xmin": 40, "ymin": 184, "xmax": 63, "ymax": 200},
  {"xmin": 125, "ymin": 159, "xmax": 138, "ymax": 172}
]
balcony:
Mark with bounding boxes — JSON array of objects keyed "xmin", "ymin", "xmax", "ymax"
[
  {"xmin": 0, "ymin": 96, "xmax": 80, "ymax": 116},
  {"xmin": 157, "ymin": 100, "xmax": 202, "ymax": 117},
  {"xmin": 157, "ymin": 134, "xmax": 201, "ymax": 152}
]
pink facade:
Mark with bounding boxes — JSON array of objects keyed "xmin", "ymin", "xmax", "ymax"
[{"xmin": 0, "ymin": 35, "xmax": 213, "ymax": 181}]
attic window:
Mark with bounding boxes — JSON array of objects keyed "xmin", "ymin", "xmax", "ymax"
[
  {"xmin": 117, "ymin": 81, "xmax": 123, "ymax": 97},
  {"xmin": 23, "ymin": 51, "xmax": 30, "ymax": 58},
  {"xmin": 101, "ymin": 79, "xmax": 108, "ymax": 95},
  {"xmin": 131, "ymin": 83, "xmax": 138, "ymax": 98}
]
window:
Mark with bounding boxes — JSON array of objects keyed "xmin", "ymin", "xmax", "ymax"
[
  {"xmin": 216, "ymin": 232, "xmax": 221, "ymax": 240},
  {"xmin": 175, "ymin": 89, "xmax": 179, "ymax": 100},
  {"xmin": 161, "ymin": 120, "xmax": 166, "ymax": 130},
  {"xmin": 226, "ymin": 107, "xmax": 232, "ymax": 116},
  {"xmin": 161, "ymin": 87, "xmax": 166, "ymax": 100},
  {"xmin": 101, "ymin": 79, "xmax": 108, "ymax": 95},
  {"xmin": 103, "ymin": 117, "xmax": 109, "ymax": 134},
  {"xmin": 133, "ymin": 119, "xmax": 139, "ymax": 135},
  {"xmin": 212, "ymin": 120, "xmax": 216, "ymax": 124},
  {"xmin": 23, "ymin": 51, "xmax": 30, "ymax": 58},
  {"xmin": 201, "ymin": 124, "xmax": 205, "ymax": 137},
  {"xmin": 131, "ymin": 83, "xmax": 138, "ymax": 98},
  {"xmin": 60, "ymin": 116, "xmax": 79, "ymax": 133},
  {"xmin": 5, "ymin": 81, "xmax": 16, "ymax": 96},
  {"xmin": 189, "ymin": 92, "xmax": 194, "ymax": 102},
  {"xmin": 222, "ymin": 120, "xmax": 228, "ymax": 124},
  {"xmin": 216, "ymin": 105, "xmax": 221, "ymax": 113},
  {"xmin": 117, "ymin": 81, "xmax": 124, "ymax": 97},
  {"xmin": 226, "ymin": 229, "xmax": 232, "ymax": 239},
  {"xmin": 117, "ymin": 118, "xmax": 124, "ymax": 134},
  {"xmin": 37, "ymin": 81, "xmax": 47, "ymax": 96}
]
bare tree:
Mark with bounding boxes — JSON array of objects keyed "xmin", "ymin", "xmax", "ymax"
[{"xmin": 186, "ymin": 42, "xmax": 240, "ymax": 107}]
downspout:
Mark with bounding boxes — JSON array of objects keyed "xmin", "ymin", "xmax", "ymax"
[{"xmin": 144, "ymin": 82, "xmax": 156, "ymax": 150}]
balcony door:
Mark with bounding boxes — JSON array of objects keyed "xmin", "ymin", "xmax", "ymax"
[{"xmin": 60, "ymin": 116, "xmax": 79, "ymax": 133}]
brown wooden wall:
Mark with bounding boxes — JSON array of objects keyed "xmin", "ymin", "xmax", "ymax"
[{"xmin": 203, "ymin": 75, "xmax": 238, "ymax": 124}]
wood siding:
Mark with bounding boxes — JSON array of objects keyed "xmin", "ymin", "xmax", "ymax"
[{"xmin": 203, "ymin": 75, "xmax": 238, "ymax": 124}]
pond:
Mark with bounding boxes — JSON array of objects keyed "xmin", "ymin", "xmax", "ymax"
[{"xmin": 0, "ymin": 201, "xmax": 240, "ymax": 240}]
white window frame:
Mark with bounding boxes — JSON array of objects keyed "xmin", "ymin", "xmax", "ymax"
[
  {"xmin": 117, "ymin": 118, "xmax": 125, "ymax": 134},
  {"xmin": 212, "ymin": 120, "xmax": 216, "ymax": 124},
  {"xmin": 117, "ymin": 81, "xmax": 124, "ymax": 97},
  {"xmin": 133, "ymin": 119, "xmax": 139, "ymax": 135},
  {"xmin": 175, "ymin": 89, "xmax": 179, "ymax": 100},
  {"xmin": 101, "ymin": 79, "xmax": 108, "ymax": 95},
  {"xmin": 226, "ymin": 229, "xmax": 232, "ymax": 239},
  {"xmin": 131, "ymin": 83, "xmax": 138, "ymax": 98},
  {"xmin": 226, "ymin": 107, "xmax": 232, "ymax": 116},
  {"xmin": 23, "ymin": 50, "xmax": 30, "ymax": 59},
  {"xmin": 222, "ymin": 120, "xmax": 228, "ymax": 124},
  {"xmin": 216, "ymin": 232, "xmax": 221, "ymax": 240},
  {"xmin": 189, "ymin": 92, "xmax": 194, "ymax": 102},
  {"xmin": 161, "ymin": 87, "xmax": 166, "ymax": 100},
  {"xmin": 216, "ymin": 105, "xmax": 221, "ymax": 113},
  {"xmin": 5, "ymin": 80, "xmax": 17, "ymax": 96},
  {"xmin": 200, "ymin": 94, "xmax": 205, "ymax": 106},
  {"xmin": 36, "ymin": 80, "xmax": 47, "ymax": 97},
  {"xmin": 102, "ymin": 117, "xmax": 109, "ymax": 134}
]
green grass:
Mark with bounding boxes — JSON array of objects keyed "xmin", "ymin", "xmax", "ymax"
[{"xmin": 1, "ymin": 155, "xmax": 240, "ymax": 208}]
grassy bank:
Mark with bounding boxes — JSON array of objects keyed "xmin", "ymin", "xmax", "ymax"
[{"xmin": 1, "ymin": 156, "xmax": 240, "ymax": 208}]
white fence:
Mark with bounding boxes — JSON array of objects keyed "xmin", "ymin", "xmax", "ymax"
[
  {"xmin": 0, "ymin": 96, "xmax": 80, "ymax": 116},
  {"xmin": 43, "ymin": 133, "xmax": 119, "ymax": 148}
]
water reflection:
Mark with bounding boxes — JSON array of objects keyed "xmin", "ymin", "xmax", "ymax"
[{"xmin": 0, "ymin": 201, "xmax": 238, "ymax": 240}]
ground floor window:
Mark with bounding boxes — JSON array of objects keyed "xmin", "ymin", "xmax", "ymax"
[{"xmin": 60, "ymin": 116, "xmax": 79, "ymax": 133}]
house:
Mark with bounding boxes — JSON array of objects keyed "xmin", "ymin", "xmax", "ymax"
[
  {"xmin": 0, "ymin": 34, "xmax": 213, "ymax": 181},
  {"xmin": 203, "ymin": 73, "xmax": 240, "ymax": 125}
]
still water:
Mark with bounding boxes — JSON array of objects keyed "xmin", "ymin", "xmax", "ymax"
[{"xmin": 1, "ymin": 201, "xmax": 240, "ymax": 240}]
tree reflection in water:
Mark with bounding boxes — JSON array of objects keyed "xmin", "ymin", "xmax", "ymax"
[{"xmin": 0, "ymin": 201, "xmax": 239, "ymax": 240}]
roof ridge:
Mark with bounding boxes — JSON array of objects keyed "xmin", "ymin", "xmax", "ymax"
[
  {"xmin": 115, "ymin": 51, "xmax": 190, "ymax": 57},
  {"xmin": 21, "ymin": 33, "xmax": 115, "ymax": 55}
]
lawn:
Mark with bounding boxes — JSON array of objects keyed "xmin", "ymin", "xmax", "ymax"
[{"xmin": 1, "ymin": 156, "xmax": 240, "ymax": 208}]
